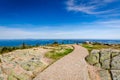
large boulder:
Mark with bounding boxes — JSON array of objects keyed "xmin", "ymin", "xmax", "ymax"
[
  {"xmin": 111, "ymin": 50, "xmax": 120, "ymax": 57},
  {"xmin": 111, "ymin": 54, "xmax": 120, "ymax": 70},
  {"xmin": 86, "ymin": 49, "xmax": 120, "ymax": 80},
  {"xmin": 99, "ymin": 49, "xmax": 111, "ymax": 69},
  {"xmin": 85, "ymin": 50, "xmax": 100, "ymax": 65},
  {"xmin": 101, "ymin": 59, "xmax": 110, "ymax": 69},
  {"xmin": 100, "ymin": 49, "xmax": 111, "ymax": 62}
]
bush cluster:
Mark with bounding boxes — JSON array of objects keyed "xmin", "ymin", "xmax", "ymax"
[{"xmin": 0, "ymin": 43, "xmax": 39, "ymax": 54}]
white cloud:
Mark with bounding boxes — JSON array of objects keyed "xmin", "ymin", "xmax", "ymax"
[
  {"xmin": 66, "ymin": 0, "xmax": 118, "ymax": 15},
  {"xmin": 86, "ymin": 19, "xmax": 120, "ymax": 28},
  {"xmin": 0, "ymin": 19, "xmax": 120, "ymax": 39}
]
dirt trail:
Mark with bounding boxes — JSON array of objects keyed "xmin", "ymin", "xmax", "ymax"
[{"xmin": 34, "ymin": 45, "xmax": 100, "ymax": 80}]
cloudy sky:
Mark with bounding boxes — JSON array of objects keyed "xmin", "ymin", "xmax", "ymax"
[{"xmin": 0, "ymin": 0, "xmax": 120, "ymax": 39}]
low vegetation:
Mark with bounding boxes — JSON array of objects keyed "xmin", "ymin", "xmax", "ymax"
[
  {"xmin": 45, "ymin": 45, "xmax": 73, "ymax": 60},
  {"xmin": 45, "ymin": 48, "xmax": 73, "ymax": 60},
  {"xmin": 0, "ymin": 43, "xmax": 40, "ymax": 54},
  {"xmin": 82, "ymin": 43, "xmax": 120, "ymax": 52}
]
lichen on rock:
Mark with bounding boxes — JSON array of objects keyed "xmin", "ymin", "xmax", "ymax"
[{"xmin": 86, "ymin": 49, "xmax": 120, "ymax": 80}]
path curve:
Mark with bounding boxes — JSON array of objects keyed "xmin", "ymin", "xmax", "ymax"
[{"xmin": 34, "ymin": 45, "xmax": 98, "ymax": 80}]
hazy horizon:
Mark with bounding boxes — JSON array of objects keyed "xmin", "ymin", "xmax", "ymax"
[{"xmin": 0, "ymin": 0, "xmax": 120, "ymax": 39}]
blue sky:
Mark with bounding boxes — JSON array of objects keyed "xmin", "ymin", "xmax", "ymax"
[{"xmin": 0, "ymin": 0, "xmax": 120, "ymax": 39}]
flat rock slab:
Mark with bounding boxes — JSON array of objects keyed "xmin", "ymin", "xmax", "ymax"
[{"xmin": 34, "ymin": 45, "xmax": 91, "ymax": 80}]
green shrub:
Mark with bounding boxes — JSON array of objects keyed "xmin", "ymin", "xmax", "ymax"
[
  {"xmin": 0, "ymin": 43, "xmax": 39, "ymax": 54},
  {"xmin": 45, "ymin": 48, "xmax": 73, "ymax": 60}
]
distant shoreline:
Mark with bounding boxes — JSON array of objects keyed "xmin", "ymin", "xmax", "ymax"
[{"xmin": 0, "ymin": 39, "xmax": 120, "ymax": 47}]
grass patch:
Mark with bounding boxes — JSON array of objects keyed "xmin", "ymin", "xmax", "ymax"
[
  {"xmin": 45, "ymin": 48, "xmax": 73, "ymax": 60},
  {"xmin": 82, "ymin": 43, "xmax": 120, "ymax": 52}
]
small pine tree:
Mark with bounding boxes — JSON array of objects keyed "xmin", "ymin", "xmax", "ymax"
[
  {"xmin": 0, "ymin": 47, "xmax": 8, "ymax": 54},
  {"xmin": 53, "ymin": 41, "xmax": 58, "ymax": 44},
  {"xmin": 52, "ymin": 41, "xmax": 59, "ymax": 46},
  {"xmin": 35, "ymin": 43, "xmax": 40, "ymax": 47},
  {"xmin": 21, "ymin": 42, "xmax": 26, "ymax": 49}
]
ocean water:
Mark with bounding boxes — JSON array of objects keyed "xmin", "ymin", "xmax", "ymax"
[{"xmin": 0, "ymin": 39, "xmax": 120, "ymax": 47}]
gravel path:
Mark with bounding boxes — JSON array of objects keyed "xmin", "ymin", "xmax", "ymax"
[{"xmin": 34, "ymin": 45, "xmax": 98, "ymax": 80}]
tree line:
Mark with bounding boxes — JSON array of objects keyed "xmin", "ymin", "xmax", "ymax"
[{"xmin": 0, "ymin": 43, "xmax": 40, "ymax": 54}]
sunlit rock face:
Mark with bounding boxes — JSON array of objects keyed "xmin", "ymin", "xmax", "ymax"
[
  {"xmin": 0, "ymin": 47, "xmax": 49, "ymax": 80},
  {"xmin": 0, "ymin": 45, "xmax": 73, "ymax": 80},
  {"xmin": 86, "ymin": 49, "xmax": 120, "ymax": 80}
]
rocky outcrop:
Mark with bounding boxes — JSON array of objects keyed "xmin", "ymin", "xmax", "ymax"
[
  {"xmin": 86, "ymin": 49, "xmax": 120, "ymax": 80},
  {"xmin": 0, "ymin": 47, "xmax": 50, "ymax": 80},
  {"xmin": 0, "ymin": 45, "xmax": 73, "ymax": 80}
]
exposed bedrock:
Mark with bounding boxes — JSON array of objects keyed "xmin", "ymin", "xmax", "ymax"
[{"xmin": 86, "ymin": 49, "xmax": 120, "ymax": 80}]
